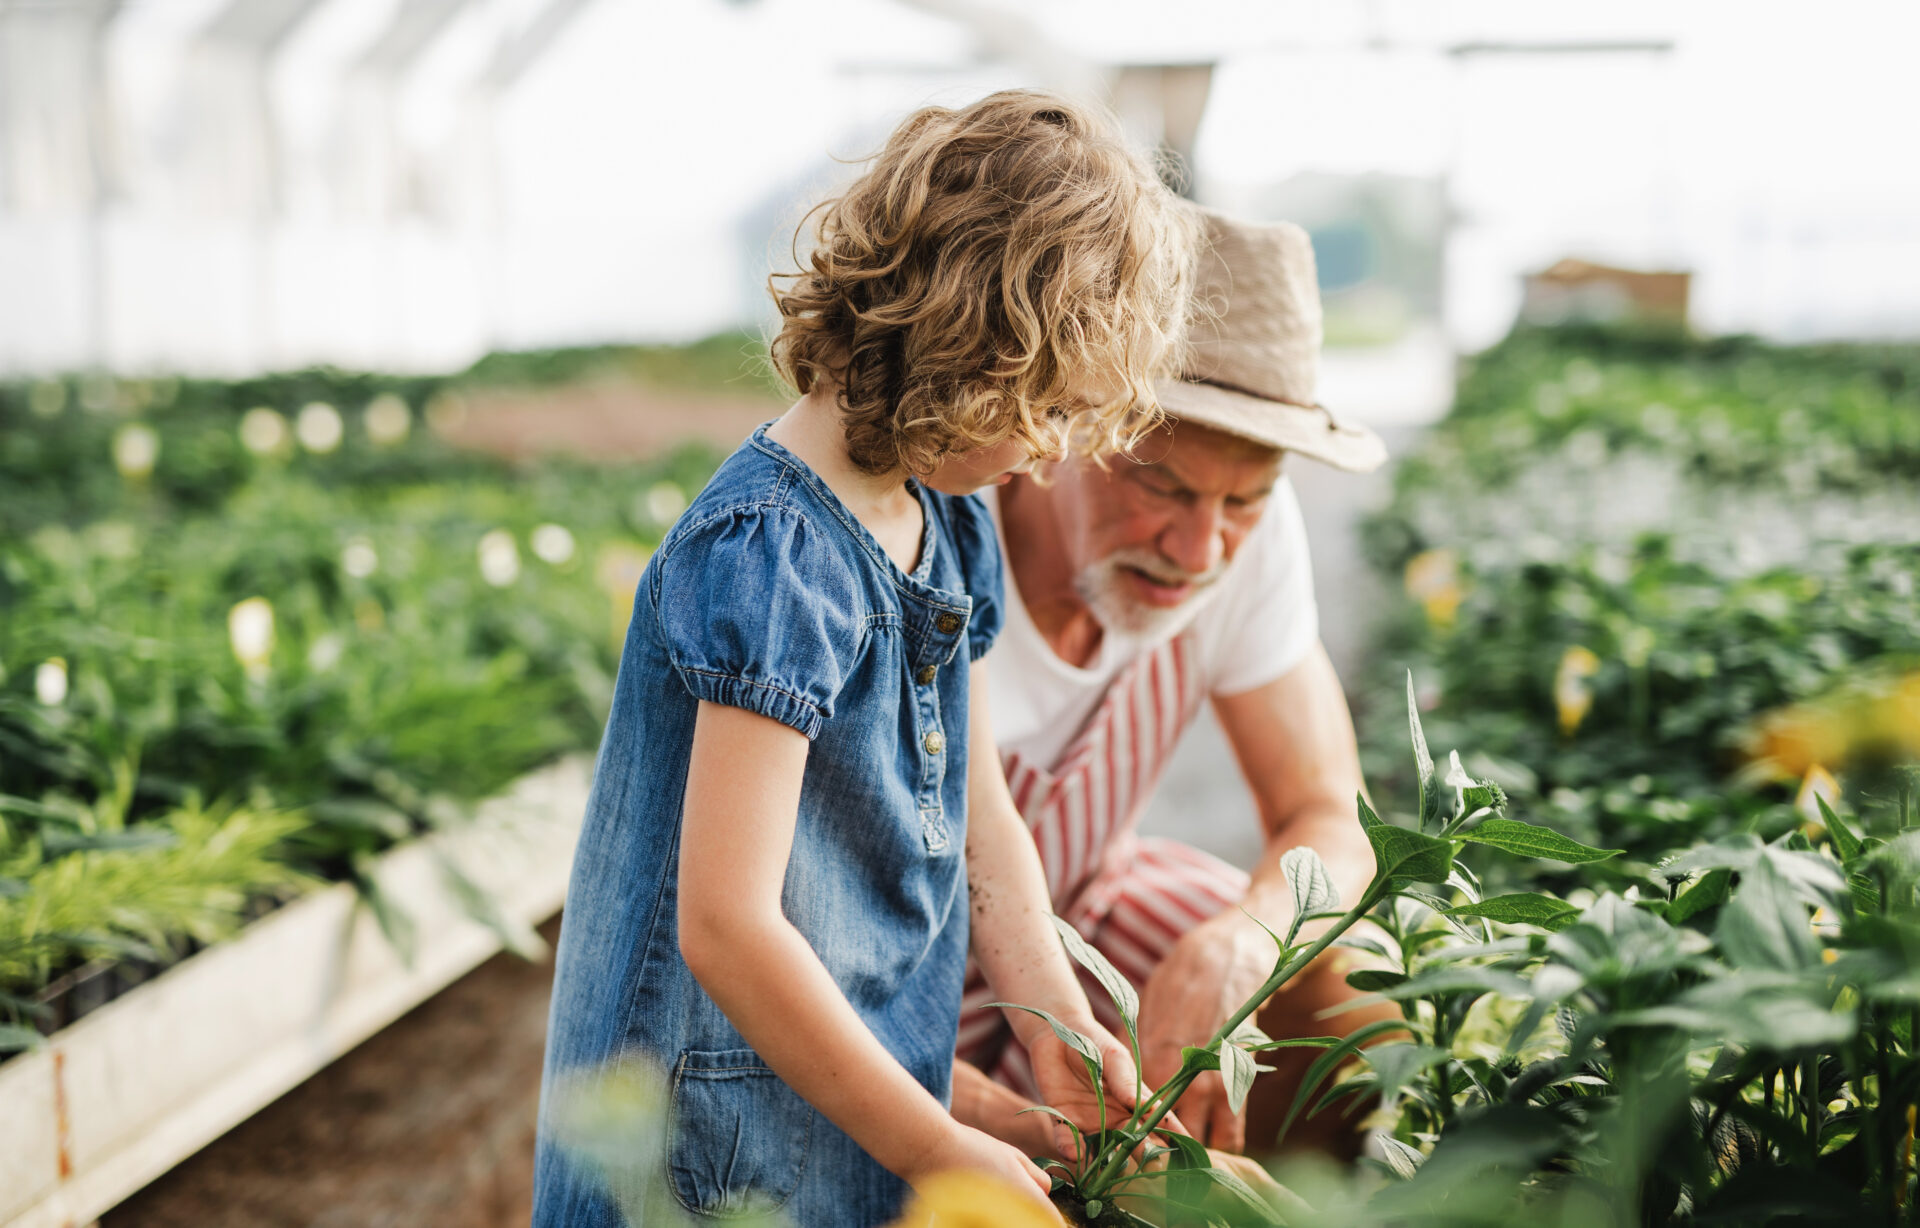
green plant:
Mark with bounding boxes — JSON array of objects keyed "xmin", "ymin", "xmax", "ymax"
[
  {"xmin": 0, "ymin": 343, "xmax": 734, "ymax": 1046},
  {"xmin": 1007, "ymin": 677, "xmax": 1619, "ymax": 1226}
]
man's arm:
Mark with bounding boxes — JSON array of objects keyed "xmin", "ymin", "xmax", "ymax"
[
  {"xmin": 1132, "ymin": 641, "xmax": 1374, "ymax": 1151},
  {"xmin": 1214, "ymin": 641, "xmax": 1374, "ymax": 922}
]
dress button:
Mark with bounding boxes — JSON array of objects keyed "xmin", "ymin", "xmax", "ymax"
[
  {"xmin": 916, "ymin": 664, "xmax": 938, "ymax": 686},
  {"xmin": 924, "ymin": 730, "xmax": 945, "ymax": 754},
  {"xmin": 935, "ymin": 612, "xmax": 963, "ymax": 634}
]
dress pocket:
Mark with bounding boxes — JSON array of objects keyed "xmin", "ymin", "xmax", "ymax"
[{"xmin": 667, "ymin": 1048, "xmax": 816, "ymax": 1217}]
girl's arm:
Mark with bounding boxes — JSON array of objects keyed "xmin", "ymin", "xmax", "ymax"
[
  {"xmin": 677, "ymin": 700, "xmax": 1053, "ymax": 1203},
  {"xmin": 963, "ymin": 663, "xmax": 1144, "ymax": 1147}
]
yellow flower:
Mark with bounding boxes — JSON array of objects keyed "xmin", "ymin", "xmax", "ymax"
[
  {"xmin": 1403, "ymin": 549, "xmax": 1463, "ymax": 628},
  {"xmin": 888, "ymin": 1172, "xmax": 1063, "ymax": 1228},
  {"xmin": 1554, "ymin": 646, "xmax": 1601, "ymax": 736},
  {"xmin": 595, "ymin": 542, "xmax": 653, "ymax": 647},
  {"xmin": 1795, "ymin": 764, "xmax": 1841, "ymax": 836}
]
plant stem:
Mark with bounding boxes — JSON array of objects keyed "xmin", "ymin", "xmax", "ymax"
[{"xmin": 1084, "ymin": 881, "xmax": 1386, "ymax": 1192}]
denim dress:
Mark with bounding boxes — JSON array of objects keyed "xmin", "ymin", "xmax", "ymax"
[{"xmin": 532, "ymin": 425, "xmax": 1003, "ymax": 1227}]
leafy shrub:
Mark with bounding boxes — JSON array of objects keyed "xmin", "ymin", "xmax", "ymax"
[{"xmin": 0, "ymin": 348, "xmax": 735, "ymax": 1042}]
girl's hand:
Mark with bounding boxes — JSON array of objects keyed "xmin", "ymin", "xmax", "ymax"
[{"xmin": 900, "ymin": 1122, "xmax": 1058, "ymax": 1212}]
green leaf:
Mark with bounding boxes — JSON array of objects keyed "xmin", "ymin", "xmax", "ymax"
[
  {"xmin": 1819, "ymin": 796, "xmax": 1862, "ymax": 864},
  {"xmin": 1346, "ymin": 969, "xmax": 1409, "ymax": 993},
  {"xmin": 1457, "ymin": 818, "xmax": 1621, "ymax": 864},
  {"xmin": 1242, "ymin": 1034, "xmax": 1346, "ymax": 1053},
  {"xmin": 1363, "ymin": 965, "xmax": 1532, "ymax": 1005},
  {"xmin": 0, "ymin": 1024, "xmax": 46, "ymax": 1053},
  {"xmin": 1716, "ymin": 857, "xmax": 1818, "ymax": 972},
  {"xmin": 1049, "ymin": 915, "xmax": 1139, "ymax": 1039},
  {"xmin": 1407, "ymin": 672, "xmax": 1438, "ymax": 830},
  {"xmin": 1219, "ymin": 1038, "xmax": 1259, "ymax": 1114},
  {"xmin": 1015, "ymin": 1104, "xmax": 1088, "ymax": 1159},
  {"xmin": 40, "ymin": 826, "xmax": 178, "ymax": 857},
  {"xmin": 1378, "ymin": 1136, "xmax": 1425, "ymax": 1179},
  {"xmin": 1442, "ymin": 893, "xmax": 1579, "ymax": 930},
  {"xmin": 1362, "ymin": 1042, "xmax": 1451, "ymax": 1104},
  {"xmin": 1335, "ymin": 932, "xmax": 1397, "ymax": 960},
  {"xmin": 1360, "ymin": 796, "xmax": 1457, "ymax": 886},
  {"xmin": 1848, "ymin": 870, "xmax": 1881, "ymax": 913},
  {"xmin": 985, "ymin": 1002, "xmax": 1103, "ymax": 1074},
  {"xmin": 1664, "ymin": 836, "xmax": 1845, "ymax": 909},
  {"xmin": 1180, "ymin": 1045, "xmax": 1222, "ymax": 1073},
  {"xmin": 1280, "ymin": 846, "xmax": 1339, "ymax": 930},
  {"xmin": 1669, "ymin": 868, "xmax": 1732, "ymax": 924},
  {"xmin": 350, "ymin": 854, "xmax": 417, "ymax": 967},
  {"xmin": 1278, "ymin": 1017, "xmax": 1412, "ymax": 1144},
  {"xmin": 1228, "ymin": 1018, "xmax": 1274, "ymax": 1049},
  {"xmin": 436, "ymin": 854, "xmax": 545, "ymax": 961}
]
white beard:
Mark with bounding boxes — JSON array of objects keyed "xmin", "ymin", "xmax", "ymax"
[{"xmin": 1072, "ymin": 548, "xmax": 1226, "ymax": 640}]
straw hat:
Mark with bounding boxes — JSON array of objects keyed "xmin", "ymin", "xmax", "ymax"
[{"xmin": 1156, "ymin": 208, "xmax": 1388, "ymax": 473}]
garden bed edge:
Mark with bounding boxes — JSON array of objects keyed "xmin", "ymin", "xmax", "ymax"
[{"xmin": 0, "ymin": 755, "xmax": 590, "ymax": 1228}]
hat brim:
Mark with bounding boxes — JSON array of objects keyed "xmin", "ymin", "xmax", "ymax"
[{"xmin": 1152, "ymin": 378, "xmax": 1388, "ymax": 474}]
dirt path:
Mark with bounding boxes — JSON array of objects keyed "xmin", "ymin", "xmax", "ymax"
[
  {"xmin": 104, "ymin": 915, "xmax": 562, "ymax": 1228},
  {"xmin": 433, "ymin": 379, "xmax": 779, "ymax": 461}
]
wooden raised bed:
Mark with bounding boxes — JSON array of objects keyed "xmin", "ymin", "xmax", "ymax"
[{"xmin": 0, "ymin": 756, "xmax": 590, "ymax": 1228}]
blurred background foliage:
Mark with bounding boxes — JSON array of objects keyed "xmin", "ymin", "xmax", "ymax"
[
  {"xmin": 1357, "ymin": 324, "xmax": 1920, "ymax": 895},
  {"xmin": 0, "ymin": 342, "xmax": 747, "ymax": 1024}
]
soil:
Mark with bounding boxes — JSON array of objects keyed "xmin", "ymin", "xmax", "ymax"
[
  {"xmin": 101, "ymin": 914, "xmax": 563, "ymax": 1228},
  {"xmin": 1053, "ymin": 1188, "xmax": 1155, "ymax": 1228},
  {"xmin": 98, "ymin": 381, "xmax": 775, "ymax": 1226}
]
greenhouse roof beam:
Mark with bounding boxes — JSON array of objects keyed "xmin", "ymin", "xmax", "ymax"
[
  {"xmin": 480, "ymin": 0, "xmax": 595, "ymax": 92},
  {"xmin": 355, "ymin": 0, "xmax": 472, "ymax": 79},
  {"xmin": 197, "ymin": 0, "xmax": 326, "ymax": 51}
]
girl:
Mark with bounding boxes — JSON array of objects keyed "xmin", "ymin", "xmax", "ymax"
[{"xmin": 533, "ymin": 91, "xmax": 1197, "ymax": 1227}]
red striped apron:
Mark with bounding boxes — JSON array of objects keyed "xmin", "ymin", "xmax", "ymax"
[{"xmin": 957, "ymin": 631, "xmax": 1251, "ymax": 1095}]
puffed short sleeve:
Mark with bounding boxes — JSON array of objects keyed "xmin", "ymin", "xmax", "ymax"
[
  {"xmin": 945, "ymin": 493, "xmax": 1005, "ymax": 663},
  {"xmin": 652, "ymin": 507, "xmax": 862, "ymax": 739}
]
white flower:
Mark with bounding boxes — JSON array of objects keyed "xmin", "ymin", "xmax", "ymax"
[
  {"xmin": 89, "ymin": 521, "xmax": 138, "ymax": 559},
  {"xmin": 229, "ymin": 597, "xmax": 275, "ymax": 679},
  {"xmin": 296, "ymin": 402, "xmax": 344, "ymax": 454},
  {"xmin": 478, "ymin": 530, "xmax": 520, "ymax": 587},
  {"xmin": 364, "ymin": 393, "xmax": 411, "ymax": 446},
  {"xmin": 28, "ymin": 380, "xmax": 67, "ymax": 418},
  {"xmin": 240, "ymin": 407, "xmax": 288, "ymax": 455},
  {"xmin": 79, "ymin": 373, "xmax": 116, "ymax": 412},
  {"xmin": 113, "ymin": 424, "xmax": 160, "ymax": 479},
  {"xmin": 35, "ymin": 658, "xmax": 68, "ymax": 706},
  {"xmin": 531, "ymin": 523, "xmax": 576, "ymax": 565},
  {"xmin": 644, "ymin": 481, "xmax": 687, "ymax": 526},
  {"xmin": 307, "ymin": 632, "xmax": 345, "ymax": 674},
  {"xmin": 342, "ymin": 537, "xmax": 379, "ymax": 578}
]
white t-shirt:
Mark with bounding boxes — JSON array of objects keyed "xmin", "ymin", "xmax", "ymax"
[{"xmin": 984, "ymin": 477, "xmax": 1320, "ymax": 768}]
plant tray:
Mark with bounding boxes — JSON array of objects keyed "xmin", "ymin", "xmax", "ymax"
[{"xmin": 0, "ymin": 756, "xmax": 590, "ymax": 1228}]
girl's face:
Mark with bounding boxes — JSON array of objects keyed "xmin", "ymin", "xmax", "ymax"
[{"xmin": 917, "ymin": 434, "xmax": 1047, "ymax": 495}]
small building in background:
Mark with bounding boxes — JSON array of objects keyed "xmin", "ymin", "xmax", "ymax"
[{"xmin": 1521, "ymin": 257, "xmax": 1692, "ymax": 329}]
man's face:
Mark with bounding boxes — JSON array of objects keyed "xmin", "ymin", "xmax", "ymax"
[{"xmin": 1051, "ymin": 420, "xmax": 1285, "ymax": 637}]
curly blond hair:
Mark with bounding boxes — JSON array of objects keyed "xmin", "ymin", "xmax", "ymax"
[{"xmin": 770, "ymin": 90, "xmax": 1199, "ymax": 477}]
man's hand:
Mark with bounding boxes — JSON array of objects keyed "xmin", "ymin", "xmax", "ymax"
[
  {"xmin": 1135, "ymin": 908, "xmax": 1284, "ymax": 1153},
  {"xmin": 1025, "ymin": 1022, "xmax": 1141, "ymax": 1160}
]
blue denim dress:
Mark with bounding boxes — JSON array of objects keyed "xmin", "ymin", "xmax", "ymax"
[{"xmin": 532, "ymin": 425, "xmax": 1003, "ymax": 1227}]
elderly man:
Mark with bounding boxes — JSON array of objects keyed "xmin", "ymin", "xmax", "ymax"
[{"xmin": 952, "ymin": 209, "xmax": 1390, "ymax": 1157}]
